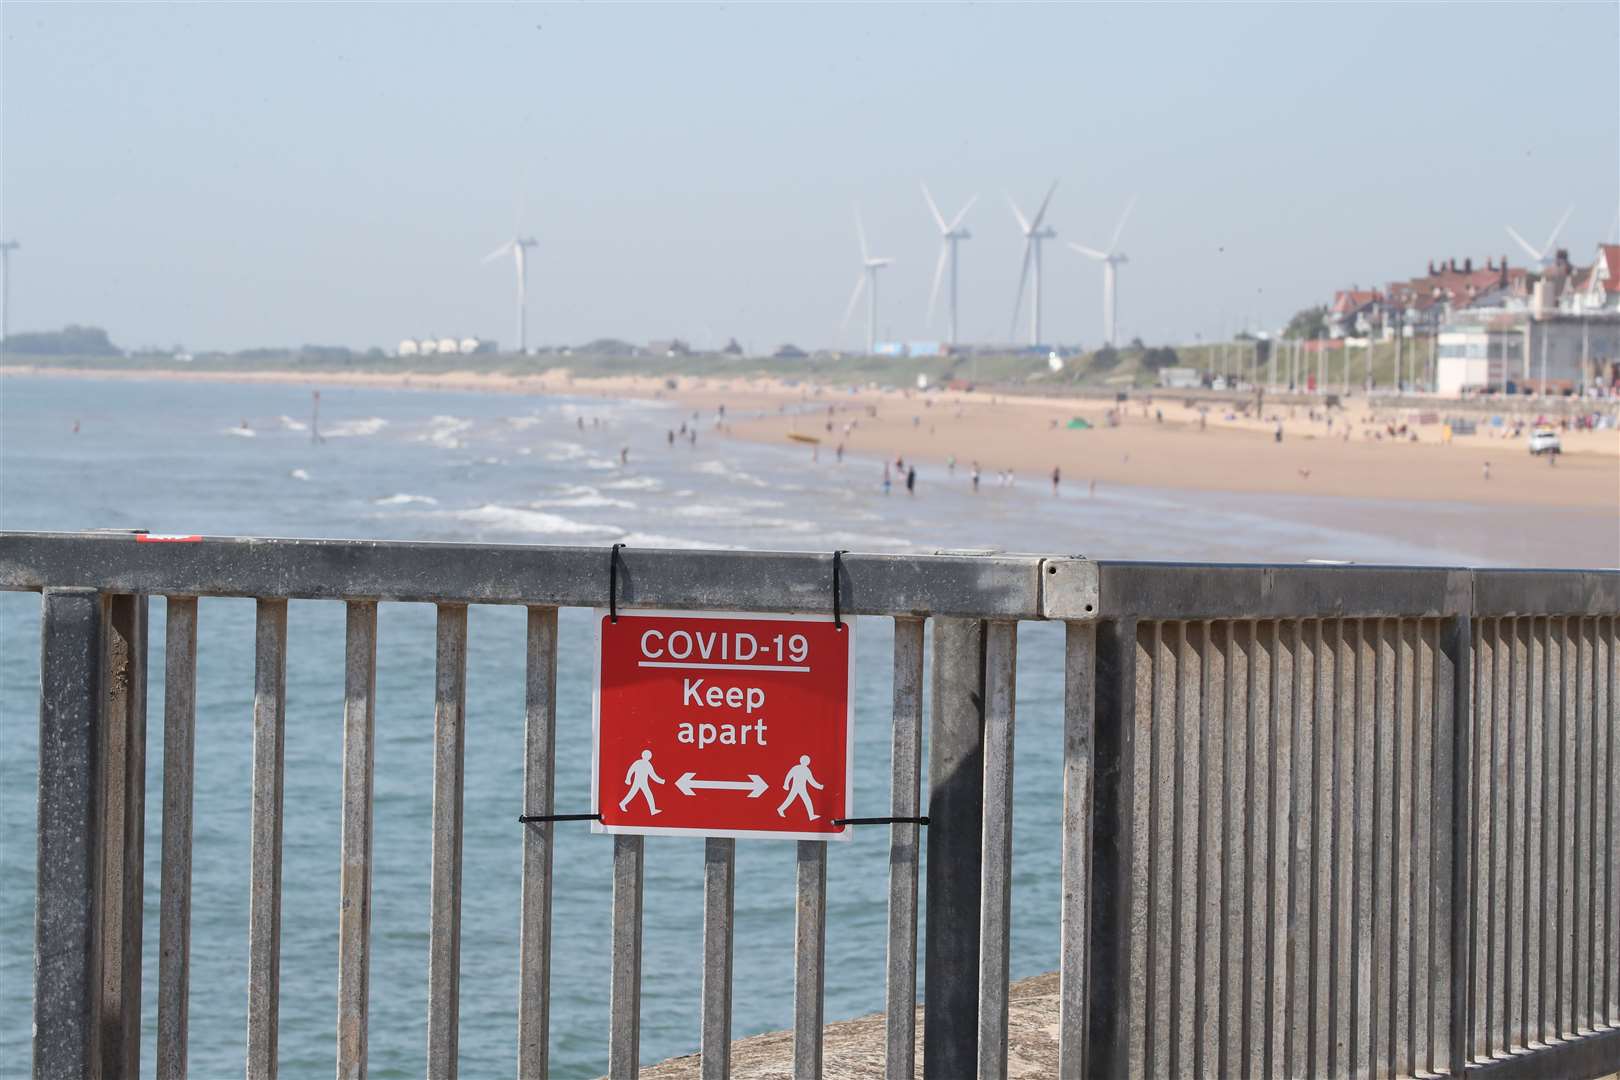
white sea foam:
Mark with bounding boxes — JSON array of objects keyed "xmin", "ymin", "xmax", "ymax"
[
  {"xmin": 601, "ymin": 476, "xmax": 662, "ymax": 491},
  {"xmin": 531, "ymin": 492, "xmax": 636, "ymax": 510},
  {"xmin": 289, "ymin": 468, "xmax": 311, "ymax": 481},
  {"xmin": 324, "ymin": 417, "xmax": 389, "ymax": 437},
  {"xmin": 278, "ymin": 415, "xmax": 309, "ymax": 431},
  {"xmin": 452, "ymin": 504, "xmax": 621, "ymax": 537},
  {"xmin": 692, "ymin": 459, "xmax": 769, "ymax": 487},
  {"xmin": 543, "ymin": 441, "xmax": 589, "ymax": 462},
  {"xmin": 374, "ymin": 493, "xmax": 438, "ymax": 506},
  {"xmin": 223, "ymin": 427, "xmax": 256, "ymax": 438},
  {"xmin": 421, "ymin": 416, "xmax": 472, "ymax": 449}
]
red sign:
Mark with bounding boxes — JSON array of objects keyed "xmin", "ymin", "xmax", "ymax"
[{"xmin": 592, "ymin": 609, "xmax": 854, "ymax": 841}]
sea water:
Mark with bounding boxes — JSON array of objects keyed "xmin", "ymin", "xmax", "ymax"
[{"xmin": 0, "ymin": 374, "xmax": 1523, "ymax": 1077}]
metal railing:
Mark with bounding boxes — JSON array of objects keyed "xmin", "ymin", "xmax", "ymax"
[{"xmin": 3, "ymin": 531, "xmax": 1616, "ymax": 1080}]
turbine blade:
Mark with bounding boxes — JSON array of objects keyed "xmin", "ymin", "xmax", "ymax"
[
  {"xmin": 947, "ymin": 194, "xmax": 979, "ymax": 233},
  {"xmin": 855, "ymin": 207, "xmax": 869, "ymax": 262},
  {"xmin": 1107, "ymin": 194, "xmax": 1138, "ymax": 253},
  {"xmin": 1006, "ymin": 192, "xmax": 1031, "ymax": 234},
  {"xmin": 1504, "ymin": 225, "xmax": 1542, "ymax": 261},
  {"xmin": 922, "ymin": 184, "xmax": 948, "ymax": 232},
  {"xmin": 482, "ymin": 239, "xmax": 515, "ymax": 263},
  {"xmin": 1542, "ymin": 203, "xmax": 1574, "ymax": 253},
  {"xmin": 1010, "ymin": 240, "xmax": 1033, "ymax": 337},
  {"xmin": 1068, "ymin": 241, "xmax": 1108, "ymax": 260},
  {"xmin": 1029, "ymin": 179, "xmax": 1060, "ymax": 230},
  {"xmin": 841, "ymin": 272, "xmax": 867, "ymax": 329},
  {"xmin": 927, "ymin": 242, "xmax": 949, "ymax": 323}
]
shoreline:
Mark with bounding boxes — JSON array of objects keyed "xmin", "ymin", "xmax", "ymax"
[{"xmin": 6, "ymin": 363, "xmax": 1618, "ymax": 515}]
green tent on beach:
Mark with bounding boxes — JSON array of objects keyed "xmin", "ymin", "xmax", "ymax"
[{"xmin": 1065, "ymin": 417, "xmax": 1092, "ymax": 430}]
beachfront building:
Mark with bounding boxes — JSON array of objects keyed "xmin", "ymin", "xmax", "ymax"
[
  {"xmin": 1326, "ymin": 287, "xmax": 1381, "ymax": 338},
  {"xmin": 1564, "ymin": 243, "xmax": 1620, "ymax": 314},
  {"xmin": 1438, "ymin": 309, "xmax": 1620, "ymax": 395}
]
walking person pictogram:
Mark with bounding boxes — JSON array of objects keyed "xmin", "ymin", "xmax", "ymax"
[
  {"xmin": 620, "ymin": 749, "xmax": 665, "ymax": 816},
  {"xmin": 776, "ymin": 755, "xmax": 824, "ymax": 821}
]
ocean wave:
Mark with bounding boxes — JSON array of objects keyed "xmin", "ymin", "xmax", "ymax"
[
  {"xmin": 532, "ymin": 493, "xmax": 636, "ymax": 510},
  {"xmin": 324, "ymin": 417, "xmax": 388, "ymax": 438},
  {"xmin": 692, "ymin": 459, "xmax": 770, "ymax": 487},
  {"xmin": 543, "ymin": 441, "xmax": 589, "ymax": 462},
  {"xmin": 278, "ymin": 415, "xmax": 309, "ymax": 431},
  {"xmin": 374, "ymin": 493, "xmax": 439, "ymax": 506},
  {"xmin": 289, "ymin": 469, "xmax": 311, "ymax": 481},
  {"xmin": 222, "ymin": 427, "xmax": 256, "ymax": 438},
  {"xmin": 601, "ymin": 476, "xmax": 662, "ymax": 491},
  {"xmin": 451, "ymin": 504, "xmax": 621, "ymax": 537},
  {"xmin": 421, "ymin": 416, "xmax": 472, "ymax": 449}
]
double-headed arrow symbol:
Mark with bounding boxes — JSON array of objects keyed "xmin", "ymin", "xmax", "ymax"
[{"xmin": 675, "ymin": 771, "xmax": 768, "ymax": 798}]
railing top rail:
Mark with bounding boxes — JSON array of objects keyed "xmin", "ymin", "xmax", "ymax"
[
  {"xmin": 0, "ymin": 531, "xmax": 1070, "ymax": 619},
  {"xmin": 2, "ymin": 532, "xmax": 1614, "ymax": 621}
]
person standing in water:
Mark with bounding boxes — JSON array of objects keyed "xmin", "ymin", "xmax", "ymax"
[
  {"xmin": 970, "ymin": 461, "xmax": 981, "ymax": 492},
  {"xmin": 1051, "ymin": 465, "xmax": 1061, "ymax": 496},
  {"xmin": 882, "ymin": 462, "xmax": 892, "ymax": 495}
]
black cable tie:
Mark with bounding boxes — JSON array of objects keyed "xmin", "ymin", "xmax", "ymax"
[
  {"xmin": 609, "ymin": 542, "xmax": 625, "ymax": 623},
  {"xmin": 831, "ymin": 815, "xmax": 929, "ymax": 827},
  {"xmin": 518, "ymin": 812, "xmax": 603, "ymax": 824},
  {"xmin": 832, "ymin": 549, "xmax": 848, "ymax": 629}
]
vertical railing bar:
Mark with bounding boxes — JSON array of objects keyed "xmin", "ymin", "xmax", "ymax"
[
  {"xmin": 1244, "ymin": 619, "xmax": 1272, "ymax": 1078},
  {"xmin": 1392, "ymin": 618, "xmax": 1414, "ymax": 1078},
  {"xmin": 1605, "ymin": 615, "xmax": 1617, "ymax": 1027},
  {"xmin": 1219, "ymin": 619, "xmax": 1245, "ymax": 1080},
  {"xmin": 1499, "ymin": 616, "xmax": 1518, "ymax": 1056},
  {"xmin": 1524, "ymin": 616, "xmax": 1544, "ymax": 1049},
  {"xmin": 157, "ymin": 596, "xmax": 198, "ymax": 1080},
  {"xmin": 1443, "ymin": 606, "xmax": 1471, "ymax": 1079},
  {"xmin": 1353, "ymin": 618, "xmax": 1376, "ymax": 1077},
  {"xmin": 1195, "ymin": 620, "xmax": 1226, "ymax": 1080},
  {"xmin": 1557, "ymin": 615, "xmax": 1576, "ymax": 1040},
  {"xmin": 336, "ymin": 600, "xmax": 378, "ymax": 1080},
  {"xmin": 700, "ymin": 838, "xmax": 735, "ymax": 1080},
  {"xmin": 976, "ymin": 619, "xmax": 1018, "ymax": 1080},
  {"xmin": 1146, "ymin": 620, "xmax": 1173, "ymax": 1078},
  {"xmin": 426, "ymin": 603, "xmax": 469, "ymax": 1079},
  {"xmin": 1537, "ymin": 616, "xmax": 1555, "ymax": 1044},
  {"xmin": 1309, "ymin": 619, "xmax": 1331, "ymax": 1079},
  {"xmin": 1371, "ymin": 616, "xmax": 1396, "ymax": 1078},
  {"xmin": 1058, "ymin": 621, "xmax": 1095, "ymax": 1080},
  {"xmin": 1595, "ymin": 614, "xmax": 1614, "ymax": 1031},
  {"xmin": 1415, "ymin": 619, "xmax": 1438, "ymax": 1072},
  {"xmin": 1572, "ymin": 616, "xmax": 1591, "ymax": 1035},
  {"xmin": 1287, "ymin": 619, "xmax": 1316, "ymax": 1079},
  {"xmin": 99, "ymin": 593, "xmax": 148, "ymax": 1080},
  {"xmin": 1264, "ymin": 618, "xmax": 1292, "ymax": 1080},
  {"xmin": 1489, "ymin": 616, "xmax": 1510, "ymax": 1060},
  {"xmin": 33, "ymin": 588, "xmax": 105, "ymax": 1080},
  {"xmin": 1328, "ymin": 619, "xmax": 1353, "ymax": 1077},
  {"xmin": 886, "ymin": 617, "xmax": 925, "ymax": 1080},
  {"xmin": 793, "ymin": 840, "xmax": 828, "ymax": 1080},
  {"xmin": 518, "ymin": 606, "xmax": 559, "ymax": 1080},
  {"xmin": 246, "ymin": 598, "xmax": 288, "ymax": 1080},
  {"xmin": 1169, "ymin": 619, "xmax": 1199, "ymax": 1080},
  {"xmin": 608, "ymin": 834, "xmax": 645, "ymax": 1080}
]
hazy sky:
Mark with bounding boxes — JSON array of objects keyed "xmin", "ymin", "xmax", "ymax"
[{"xmin": 3, "ymin": 2, "xmax": 1616, "ymax": 353}]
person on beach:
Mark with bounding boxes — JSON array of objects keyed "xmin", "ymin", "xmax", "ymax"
[
  {"xmin": 1051, "ymin": 466, "xmax": 1061, "ymax": 495},
  {"xmin": 1483, "ymin": 461, "xmax": 1492, "ymax": 482},
  {"xmin": 947, "ymin": 455, "xmax": 956, "ymax": 475},
  {"xmin": 620, "ymin": 446, "xmax": 629, "ymax": 465},
  {"xmin": 905, "ymin": 466, "xmax": 916, "ymax": 496},
  {"xmin": 836, "ymin": 443, "xmax": 845, "ymax": 463},
  {"xmin": 667, "ymin": 430, "xmax": 675, "ymax": 447},
  {"xmin": 971, "ymin": 462, "xmax": 981, "ymax": 492},
  {"xmin": 883, "ymin": 462, "xmax": 892, "ymax": 495}
]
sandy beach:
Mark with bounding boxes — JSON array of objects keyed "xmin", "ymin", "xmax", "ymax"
[{"xmin": 6, "ymin": 364, "xmax": 1618, "ymax": 517}]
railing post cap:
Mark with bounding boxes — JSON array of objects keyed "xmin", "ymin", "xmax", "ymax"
[{"xmin": 1040, "ymin": 557, "xmax": 1099, "ymax": 621}]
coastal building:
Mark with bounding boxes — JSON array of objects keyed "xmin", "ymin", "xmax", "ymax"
[
  {"xmin": 397, "ymin": 338, "xmax": 420, "ymax": 356},
  {"xmin": 1326, "ymin": 287, "xmax": 1381, "ymax": 338},
  {"xmin": 1565, "ymin": 243, "xmax": 1620, "ymax": 314},
  {"xmin": 1437, "ymin": 308, "xmax": 1620, "ymax": 395}
]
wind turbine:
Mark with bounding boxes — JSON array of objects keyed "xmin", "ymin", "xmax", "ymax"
[
  {"xmin": 923, "ymin": 184, "xmax": 977, "ymax": 348},
  {"xmin": 841, "ymin": 208, "xmax": 893, "ymax": 355},
  {"xmin": 483, "ymin": 235, "xmax": 539, "ymax": 354},
  {"xmin": 1505, "ymin": 205, "xmax": 1574, "ymax": 269},
  {"xmin": 1067, "ymin": 195, "xmax": 1137, "ymax": 346},
  {"xmin": 1009, "ymin": 180, "xmax": 1059, "ymax": 346}
]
